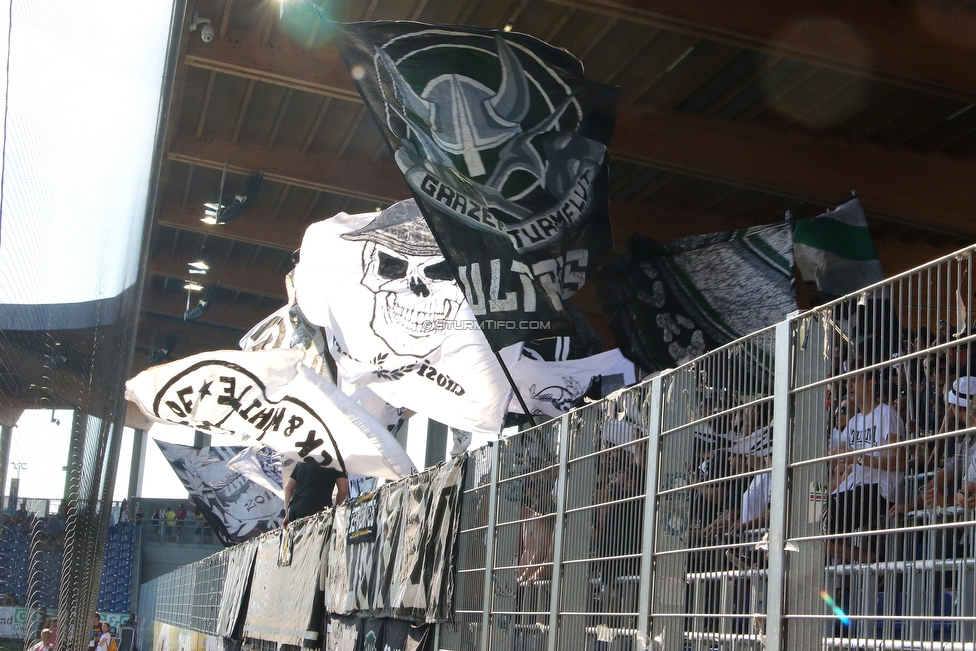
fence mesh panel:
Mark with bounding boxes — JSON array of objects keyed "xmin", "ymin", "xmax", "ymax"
[{"xmin": 134, "ymin": 246, "xmax": 976, "ymax": 651}]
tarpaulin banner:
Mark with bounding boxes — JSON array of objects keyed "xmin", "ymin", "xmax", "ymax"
[
  {"xmin": 334, "ymin": 22, "xmax": 618, "ymax": 349},
  {"xmin": 216, "ymin": 538, "xmax": 259, "ymax": 637},
  {"xmin": 244, "ymin": 513, "xmax": 331, "ymax": 648},
  {"xmin": 322, "ymin": 456, "xmax": 465, "ymax": 623}
]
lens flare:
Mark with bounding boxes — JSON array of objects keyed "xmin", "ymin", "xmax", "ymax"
[{"xmin": 820, "ymin": 590, "xmax": 850, "ymax": 626}]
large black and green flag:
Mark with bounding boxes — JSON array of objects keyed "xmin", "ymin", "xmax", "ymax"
[
  {"xmin": 595, "ymin": 223, "xmax": 797, "ymax": 374},
  {"xmin": 333, "ymin": 22, "xmax": 618, "ymax": 349}
]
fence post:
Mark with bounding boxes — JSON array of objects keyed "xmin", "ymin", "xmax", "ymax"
[
  {"xmin": 545, "ymin": 413, "xmax": 572, "ymax": 651},
  {"xmin": 766, "ymin": 318, "xmax": 794, "ymax": 650},
  {"xmin": 479, "ymin": 440, "xmax": 501, "ymax": 651},
  {"xmin": 638, "ymin": 378, "xmax": 663, "ymax": 641}
]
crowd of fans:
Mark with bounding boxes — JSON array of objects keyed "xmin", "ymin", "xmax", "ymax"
[{"xmin": 674, "ymin": 314, "xmax": 976, "ymax": 639}]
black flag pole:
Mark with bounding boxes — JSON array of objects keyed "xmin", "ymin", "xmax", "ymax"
[{"xmin": 494, "ymin": 350, "xmax": 537, "ymax": 428}]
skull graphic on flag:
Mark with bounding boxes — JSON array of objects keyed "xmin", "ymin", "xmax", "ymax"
[{"xmin": 335, "ymin": 22, "xmax": 618, "ymax": 349}]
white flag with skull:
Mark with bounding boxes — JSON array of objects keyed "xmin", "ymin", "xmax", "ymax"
[{"xmin": 293, "ymin": 200, "xmax": 518, "ymax": 435}]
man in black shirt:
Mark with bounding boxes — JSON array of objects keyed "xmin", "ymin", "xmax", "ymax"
[{"xmin": 282, "ymin": 462, "xmax": 348, "ymax": 527}]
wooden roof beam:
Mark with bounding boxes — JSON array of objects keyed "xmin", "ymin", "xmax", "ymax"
[
  {"xmin": 549, "ymin": 0, "xmax": 976, "ymax": 102},
  {"xmin": 147, "ymin": 251, "xmax": 287, "ymax": 300},
  {"xmin": 182, "ymin": 38, "xmax": 976, "ymax": 235},
  {"xmin": 167, "ymin": 132, "xmax": 409, "ymax": 203},
  {"xmin": 611, "ymin": 108, "xmax": 976, "ymax": 237}
]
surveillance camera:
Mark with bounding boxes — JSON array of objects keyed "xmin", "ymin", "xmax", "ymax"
[{"xmin": 190, "ymin": 12, "xmax": 214, "ymax": 42}]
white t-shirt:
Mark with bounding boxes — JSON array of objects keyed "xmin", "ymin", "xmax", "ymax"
[
  {"xmin": 965, "ymin": 448, "xmax": 976, "ymax": 483},
  {"xmin": 835, "ymin": 402, "xmax": 906, "ymax": 501},
  {"xmin": 96, "ymin": 632, "xmax": 111, "ymax": 650},
  {"xmin": 740, "ymin": 472, "xmax": 772, "ymax": 525}
]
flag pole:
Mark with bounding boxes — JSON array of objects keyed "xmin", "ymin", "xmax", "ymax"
[{"xmin": 493, "ymin": 350, "xmax": 537, "ymax": 428}]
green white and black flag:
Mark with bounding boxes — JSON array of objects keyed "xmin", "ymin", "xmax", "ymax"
[
  {"xmin": 596, "ymin": 223, "xmax": 797, "ymax": 374},
  {"xmin": 793, "ymin": 197, "xmax": 884, "ymax": 297},
  {"xmin": 334, "ymin": 22, "xmax": 618, "ymax": 349}
]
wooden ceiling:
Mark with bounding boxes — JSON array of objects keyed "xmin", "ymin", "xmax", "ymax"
[{"xmin": 137, "ymin": 0, "xmax": 976, "ymax": 374}]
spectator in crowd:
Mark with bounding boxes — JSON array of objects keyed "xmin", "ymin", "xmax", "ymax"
[
  {"xmin": 29, "ymin": 628, "xmax": 54, "ymax": 651},
  {"xmin": 282, "ymin": 461, "xmax": 348, "ymax": 527},
  {"xmin": 176, "ymin": 503, "xmax": 187, "ymax": 523},
  {"xmin": 134, "ymin": 506, "xmax": 143, "ymax": 526},
  {"xmin": 194, "ymin": 509, "xmax": 208, "ymax": 543},
  {"xmin": 119, "ymin": 499, "xmax": 130, "ymax": 524},
  {"xmin": 88, "ymin": 613, "xmax": 102, "ymax": 649},
  {"xmin": 95, "ymin": 621, "xmax": 113, "ymax": 651},
  {"xmin": 165, "ymin": 505, "xmax": 177, "ymax": 540},
  {"xmin": 827, "ymin": 365, "xmax": 906, "ymax": 563},
  {"xmin": 956, "ymin": 447, "xmax": 976, "ymax": 509},
  {"xmin": 49, "ymin": 618, "xmax": 58, "ymax": 647},
  {"xmin": 32, "ymin": 607, "xmax": 48, "ymax": 640},
  {"xmin": 593, "ymin": 445, "xmax": 646, "ymax": 585},
  {"xmin": 892, "ymin": 376, "xmax": 976, "ymax": 517},
  {"xmin": 919, "ymin": 354, "xmax": 949, "ymax": 437}
]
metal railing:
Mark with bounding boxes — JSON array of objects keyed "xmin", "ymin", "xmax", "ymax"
[{"xmin": 138, "ymin": 244, "xmax": 976, "ymax": 650}]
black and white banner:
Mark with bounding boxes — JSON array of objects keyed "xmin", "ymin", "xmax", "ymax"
[
  {"xmin": 596, "ymin": 223, "xmax": 796, "ymax": 373},
  {"xmin": 244, "ymin": 514, "xmax": 330, "ymax": 648},
  {"xmin": 509, "ymin": 348, "xmax": 636, "ymax": 418},
  {"xmin": 240, "ymin": 270, "xmax": 334, "ymax": 381},
  {"xmin": 126, "ymin": 349, "xmax": 415, "ymax": 479},
  {"xmin": 155, "ymin": 441, "xmax": 283, "ymax": 545},
  {"xmin": 238, "ymin": 457, "xmax": 464, "ymax": 650},
  {"xmin": 334, "ymin": 22, "xmax": 618, "ymax": 349},
  {"xmin": 325, "ymin": 616, "xmax": 432, "ymax": 651},
  {"xmin": 322, "ymin": 456, "xmax": 465, "ymax": 623},
  {"xmin": 293, "ymin": 201, "xmax": 520, "ymax": 435}
]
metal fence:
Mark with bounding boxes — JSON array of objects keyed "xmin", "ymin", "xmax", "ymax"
[{"xmin": 138, "ymin": 245, "xmax": 976, "ymax": 650}]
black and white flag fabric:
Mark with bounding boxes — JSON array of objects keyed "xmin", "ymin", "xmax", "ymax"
[
  {"xmin": 509, "ymin": 348, "xmax": 636, "ymax": 418},
  {"xmin": 154, "ymin": 441, "xmax": 283, "ymax": 545},
  {"xmin": 240, "ymin": 271, "xmax": 405, "ymax": 432},
  {"xmin": 225, "ymin": 445, "xmax": 286, "ymax": 499},
  {"xmin": 793, "ymin": 197, "xmax": 884, "ymax": 297},
  {"xmin": 240, "ymin": 270, "xmax": 334, "ymax": 381},
  {"xmin": 521, "ymin": 301, "xmax": 603, "ymax": 362},
  {"xmin": 126, "ymin": 349, "xmax": 415, "ymax": 480},
  {"xmin": 293, "ymin": 201, "xmax": 520, "ymax": 435},
  {"xmin": 321, "ymin": 456, "xmax": 464, "ymax": 623},
  {"xmin": 334, "ymin": 22, "xmax": 618, "ymax": 349},
  {"xmin": 324, "ymin": 616, "xmax": 432, "ymax": 651},
  {"xmin": 244, "ymin": 513, "xmax": 330, "ymax": 648},
  {"xmin": 596, "ymin": 223, "xmax": 796, "ymax": 374}
]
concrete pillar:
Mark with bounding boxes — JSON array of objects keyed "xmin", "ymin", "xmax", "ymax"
[
  {"xmin": 0, "ymin": 426, "xmax": 12, "ymax": 510},
  {"xmin": 192, "ymin": 430, "xmax": 211, "ymax": 449},
  {"xmin": 127, "ymin": 428, "xmax": 147, "ymax": 500}
]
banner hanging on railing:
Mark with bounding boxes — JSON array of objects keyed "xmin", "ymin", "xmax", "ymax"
[{"xmin": 322, "ymin": 455, "xmax": 465, "ymax": 623}]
